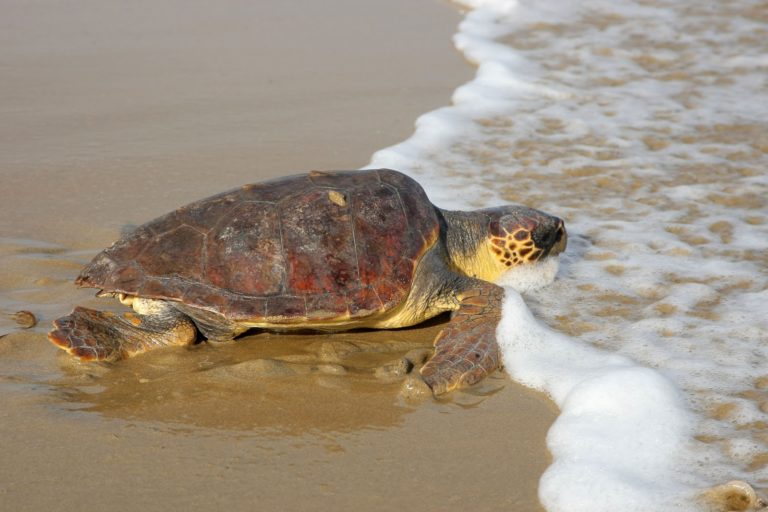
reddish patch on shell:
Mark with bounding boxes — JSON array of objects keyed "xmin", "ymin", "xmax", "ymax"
[
  {"xmin": 282, "ymin": 189, "xmax": 358, "ymax": 295},
  {"xmin": 206, "ymin": 202, "xmax": 283, "ymax": 296}
]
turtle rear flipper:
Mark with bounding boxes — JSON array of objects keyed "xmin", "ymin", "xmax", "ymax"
[
  {"xmin": 48, "ymin": 303, "xmax": 197, "ymax": 361},
  {"xmin": 420, "ymin": 282, "xmax": 503, "ymax": 395}
]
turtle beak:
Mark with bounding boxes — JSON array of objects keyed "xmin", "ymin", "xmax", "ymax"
[
  {"xmin": 533, "ymin": 218, "xmax": 567, "ymax": 259},
  {"xmin": 552, "ymin": 219, "xmax": 567, "ymax": 255}
]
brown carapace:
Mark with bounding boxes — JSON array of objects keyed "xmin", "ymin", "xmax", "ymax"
[{"xmin": 49, "ymin": 169, "xmax": 566, "ymax": 395}]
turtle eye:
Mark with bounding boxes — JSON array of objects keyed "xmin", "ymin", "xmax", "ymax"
[{"xmin": 532, "ymin": 227, "xmax": 555, "ymax": 248}]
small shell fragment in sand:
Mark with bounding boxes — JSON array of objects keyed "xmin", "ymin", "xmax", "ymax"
[
  {"xmin": 699, "ymin": 480, "xmax": 767, "ymax": 511},
  {"xmin": 399, "ymin": 373, "xmax": 432, "ymax": 401},
  {"xmin": 12, "ymin": 310, "xmax": 37, "ymax": 329},
  {"xmin": 375, "ymin": 358, "xmax": 413, "ymax": 381}
]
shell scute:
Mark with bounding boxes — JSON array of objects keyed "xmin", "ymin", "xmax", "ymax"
[
  {"xmin": 265, "ymin": 296, "xmax": 307, "ymax": 321},
  {"xmin": 225, "ymin": 296, "xmax": 267, "ymax": 320},
  {"xmin": 137, "ymin": 276, "xmax": 172, "ymax": 298},
  {"xmin": 138, "ymin": 276, "xmax": 189, "ymax": 301},
  {"xmin": 305, "ymin": 294, "xmax": 351, "ymax": 321},
  {"xmin": 181, "ymin": 282, "xmax": 233, "ymax": 313},
  {"xmin": 106, "ymin": 263, "xmax": 143, "ymax": 291},
  {"xmin": 379, "ymin": 171, "xmax": 438, "ymax": 240},
  {"xmin": 205, "ymin": 202, "xmax": 283, "ymax": 296},
  {"xmin": 280, "ymin": 188, "xmax": 358, "ymax": 295},
  {"xmin": 135, "ymin": 226, "xmax": 205, "ymax": 281},
  {"xmin": 352, "ymin": 183, "xmax": 407, "ymax": 288},
  {"xmin": 108, "ymin": 226, "xmax": 154, "ymax": 261},
  {"xmin": 179, "ymin": 193, "xmax": 240, "ymax": 233},
  {"xmin": 145, "ymin": 210, "xmax": 185, "ymax": 237},
  {"xmin": 346, "ymin": 286, "xmax": 384, "ymax": 317}
]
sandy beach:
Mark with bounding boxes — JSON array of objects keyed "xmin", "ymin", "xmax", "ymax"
[{"xmin": 0, "ymin": 1, "xmax": 557, "ymax": 511}]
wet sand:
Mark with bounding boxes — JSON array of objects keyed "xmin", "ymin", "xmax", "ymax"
[{"xmin": 0, "ymin": 1, "xmax": 556, "ymax": 510}]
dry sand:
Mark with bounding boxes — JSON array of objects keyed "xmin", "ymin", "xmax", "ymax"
[{"xmin": 0, "ymin": 1, "xmax": 556, "ymax": 510}]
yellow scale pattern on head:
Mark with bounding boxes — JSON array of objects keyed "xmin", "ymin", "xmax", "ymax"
[{"xmin": 489, "ymin": 229, "xmax": 541, "ymax": 267}]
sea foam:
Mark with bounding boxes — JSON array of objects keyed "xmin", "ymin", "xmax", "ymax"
[
  {"xmin": 367, "ymin": 0, "xmax": 768, "ymax": 509},
  {"xmin": 496, "ymin": 256, "xmax": 560, "ymax": 293},
  {"xmin": 499, "ymin": 289, "xmax": 699, "ymax": 510}
]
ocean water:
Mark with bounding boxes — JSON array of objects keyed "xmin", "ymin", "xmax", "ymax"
[{"xmin": 368, "ymin": 0, "xmax": 768, "ymax": 510}]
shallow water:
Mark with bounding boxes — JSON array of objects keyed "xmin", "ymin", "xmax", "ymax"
[{"xmin": 371, "ymin": 0, "xmax": 768, "ymax": 509}]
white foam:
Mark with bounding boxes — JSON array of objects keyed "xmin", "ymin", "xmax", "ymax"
[
  {"xmin": 495, "ymin": 255, "xmax": 560, "ymax": 293},
  {"xmin": 498, "ymin": 290, "xmax": 699, "ymax": 511}
]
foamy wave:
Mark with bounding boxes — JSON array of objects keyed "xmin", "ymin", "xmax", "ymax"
[{"xmin": 499, "ymin": 289, "xmax": 698, "ymax": 510}]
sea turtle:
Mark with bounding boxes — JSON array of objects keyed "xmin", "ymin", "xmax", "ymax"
[{"xmin": 49, "ymin": 169, "xmax": 566, "ymax": 394}]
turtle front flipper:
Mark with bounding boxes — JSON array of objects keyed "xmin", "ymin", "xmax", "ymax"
[
  {"xmin": 48, "ymin": 301, "xmax": 197, "ymax": 361},
  {"xmin": 420, "ymin": 281, "xmax": 504, "ymax": 395}
]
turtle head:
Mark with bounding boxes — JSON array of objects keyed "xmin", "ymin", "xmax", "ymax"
[
  {"xmin": 445, "ymin": 206, "xmax": 566, "ymax": 284},
  {"xmin": 483, "ymin": 205, "xmax": 567, "ymax": 270}
]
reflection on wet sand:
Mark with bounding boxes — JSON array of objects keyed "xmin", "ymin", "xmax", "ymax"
[
  {"xmin": 52, "ymin": 322, "xmax": 452, "ymax": 434},
  {"xmin": 1, "ymin": 292, "xmax": 553, "ymax": 512}
]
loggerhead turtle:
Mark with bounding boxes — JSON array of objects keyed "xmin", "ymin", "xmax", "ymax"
[{"xmin": 49, "ymin": 169, "xmax": 566, "ymax": 394}]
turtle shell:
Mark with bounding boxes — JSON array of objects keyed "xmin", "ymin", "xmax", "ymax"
[{"xmin": 76, "ymin": 169, "xmax": 440, "ymax": 323}]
